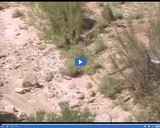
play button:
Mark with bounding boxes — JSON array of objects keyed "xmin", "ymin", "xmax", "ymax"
[
  {"xmin": 79, "ymin": 60, "xmax": 82, "ymax": 64},
  {"xmin": 75, "ymin": 58, "xmax": 86, "ymax": 66}
]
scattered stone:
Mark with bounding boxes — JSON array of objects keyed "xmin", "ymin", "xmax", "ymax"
[
  {"xmin": 8, "ymin": 63, "xmax": 20, "ymax": 70},
  {"xmin": 15, "ymin": 87, "xmax": 25, "ymax": 94},
  {"xmin": 15, "ymin": 87, "xmax": 31, "ymax": 94},
  {"xmin": 63, "ymin": 75, "xmax": 72, "ymax": 80},
  {"xmin": 87, "ymin": 97, "xmax": 96, "ymax": 103},
  {"xmin": 37, "ymin": 44, "xmax": 47, "ymax": 50},
  {"xmin": 68, "ymin": 83, "xmax": 76, "ymax": 89},
  {"xmin": 123, "ymin": 95, "xmax": 131, "ymax": 102},
  {"xmin": 22, "ymin": 73, "xmax": 38, "ymax": 87},
  {"xmin": 70, "ymin": 100, "xmax": 81, "ymax": 108},
  {"xmin": 51, "ymin": 70, "xmax": 56, "ymax": 77},
  {"xmin": 75, "ymin": 93, "xmax": 85, "ymax": 100},
  {"xmin": 5, "ymin": 55, "xmax": 17, "ymax": 64},
  {"xmin": 33, "ymin": 65, "xmax": 41, "ymax": 72},
  {"xmin": 86, "ymin": 82, "xmax": 92, "ymax": 89},
  {"xmin": 15, "ymin": 33, "xmax": 20, "ymax": 36},
  {"xmin": 0, "ymin": 82, "xmax": 4, "ymax": 87},
  {"xmin": 45, "ymin": 75, "xmax": 53, "ymax": 82},
  {"xmin": 85, "ymin": 90, "xmax": 96, "ymax": 98},
  {"xmin": 48, "ymin": 93, "xmax": 55, "ymax": 98},
  {"xmin": 17, "ymin": 112, "xmax": 27, "ymax": 121},
  {"xmin": 44, "ymin": 58, "xmax": 54, "ymax": 65},
  {"xmin": 0, "ymin": 54, "xmax": 6, "ymax": 59}
]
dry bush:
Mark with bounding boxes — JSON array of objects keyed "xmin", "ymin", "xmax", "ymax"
[{"xmin": 111, "ymin": 4, "xmax": 160, "ymax": 120}]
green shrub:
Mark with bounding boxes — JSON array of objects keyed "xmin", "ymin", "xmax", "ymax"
[
  {"xmin": 111, "ymin": 4, "xmax": 160, "ymax": 120},
  {"xmin": 114, "ymin": 97, "xmax": 131, "ymax": 111},
  {"xmin": 130, "ymin": 11, "xmax": 144, "ymax": 20},
  {"xmin": 94, "ymin": 37, "xmax": 106, "ymax": 54},
  {"xmin": 26, "ymin": 110, "xmax": 45, "ymax": 122},
  {"xmin": 101, "ymin": 4, "xmax": 115, "ymax": 24},
  {"xmin": 61, "ymin": 58, "xmax": 82, "ymax": 77},
  {"xmin": 99, "ymin": 75, "xmax": 121, "ymax": 98},
  {"xmin": 113, "ymin": 9, "xmax": 123, "ymax": 20},
  {"xmin": 0, "ymin": 2, "xmax": 10, "ymax": 9},
  {"xmin": 12, "ymin": 8, "xmax": 24, "ymax": 18},
  {"xmin": 133, "ymin": 111, "xmax": 151, "ymax": 122},
  {"xmin": 69, "ymin": 45, "xmax": 88, "ymax": 58},
  {"xmin": 26, "ymin": 104, "xmax": 95, "ymax": 122},
  {"xmin": 85, "ymin": 61, "xmax": 102, "ymax": 75},
  {"xmin": 37, "ymin": 2, "xmax": 85, "ymax": 48}
]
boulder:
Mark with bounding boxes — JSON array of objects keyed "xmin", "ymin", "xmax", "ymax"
[
  {"xmin": 15, "ymin": 87, "xmax": 31, "ymax": 94},
  {"xmin": 68, "ymin": 83, "xmax": 76, "ymax": 89},
  {"xmin": 45, "ymin": 75, "xmax": 53, "ymax": 82},
  {"xmin": 37, "ymin": 44, "xmax": 47, "ymax": 50},
  {"xmin": 75, "ymin": 93, "xmax": 85, "ymax": 100},
  {"xmin": 22, "ymin": 73, "xmax": 38, "ymax": 87},
  {"xmin": 15, "ymin": 87, "xmax": 25, "ymax": 94},
  {"xmin": 85, "ymin": 90, "xmax": 96, "ymax": 98},
  {"xmin": 69, "ymin": 100, "xmax": 81, "ymax": 108},
  {"xmin": 8, "ymin": 63, "xmax": 20, "ymax": 70}
]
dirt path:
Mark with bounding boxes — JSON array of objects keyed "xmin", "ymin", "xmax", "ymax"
[{"xmin": 0, "ymin": 6, "xmax": 131, "ymax": 122}]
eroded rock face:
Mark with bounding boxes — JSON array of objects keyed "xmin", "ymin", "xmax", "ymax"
[{"xmin": 22, "ymin": 73, "xmax": 38, "ymax": 87}]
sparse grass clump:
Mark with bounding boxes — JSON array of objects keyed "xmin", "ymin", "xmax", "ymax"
[
  {"xmin": 61, "ymin": 44, "xmax": 102, "ymax": 76},
  {"xmin": 26, "ymin": 104, "xmax": 95, "ymax": 122},
  {"xmin": 114, "ymin": 97, "xmax": 131, "ymax": 111},
  {"xmin": 84, "ymin": 60, "xmax": 102, "ymax": 75},
  {"xmin": 0, "ymin": 2, "xmax": 10, "ymax": 9},
  {"xmin": 94, "ymin": 37, "xmax": 106, "ymax": 54},
  {"xmin": 12, "ymin": 8, "xmax": 24, "ymax": 18},
  {"xmin": 133, "ymin": 111, "xmax": 151, "ymax": 122},
  {"xmin": 99, "ymin": 75, "xmax": 121, "ymax": 99},
  {"xmin": 101, "ymin": 4, "xmax": 115, "ymax": 24},
  {"xmin": 61, "ymin": 58, "xmax": 82, "ymax": 77},
  {"xmin": 113, "ymin": 9, "xmax": 123, "ymax": 20},
  {"xmin": 130, "ymin": 11, "xmax": 144, "ymax": 20}
]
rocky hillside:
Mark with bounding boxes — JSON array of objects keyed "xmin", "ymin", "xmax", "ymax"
[{"xmin": 0, "ymin": 2, "xmax": 159, "ymax": 122}]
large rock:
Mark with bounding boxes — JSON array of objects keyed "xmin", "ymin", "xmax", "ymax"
[
  {"xmin": 15, "ymin": 87, "xmax": 25, "ymax": 94},
  {"xmin": 45, "ymin": 75, "xmax": 53, "ymax": 82},
  {"xmin": 5, "ymin": 55, "xmax": 17, "ymax": 64},
  {"xmin": 85, "ymin": 90, "xmax": 96, "ymax": 98},
  {"xmin": 8, "ymin": 63, "xmax": 20, "ymax": 70},
  {"xmin": 69, "ymin": 100, "xmax": 81, "ymax": 108},
  {"xmin": 15, "ymin": 87, "xmax": 31, "ymax": 94},
  {"xmin": 37, "ymin": 44, "xmax": 47, "ymax": 50},
  {"xmin": 75, "ymin": 93, "xmax": 85, "ymax": 100},
  {"xmin": 68, "ymin": 83, "xmax": 76, "ymax": 89},
  {"xmin": 22, "ymin": 73, "xmax": 38, "ymax": 87}
]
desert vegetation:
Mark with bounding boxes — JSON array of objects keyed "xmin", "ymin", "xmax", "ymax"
[{"xmin": 1, "ymin": 2, "xmax": 160, "ymax": 122}]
